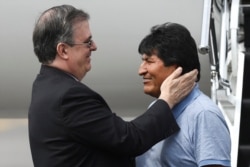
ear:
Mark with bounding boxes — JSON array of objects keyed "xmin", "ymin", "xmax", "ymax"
[{"xmin": 56, "ymin": 42, "xmax": 69, "ymax": 60}]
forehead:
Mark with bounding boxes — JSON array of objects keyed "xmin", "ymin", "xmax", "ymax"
[
  {"xmin": 141, "ymin": 54, "xmax": 160, "ymax": 60},
  {"xmin": 72, "ymin": 21, "xmax": 91, "ymax": 39}
]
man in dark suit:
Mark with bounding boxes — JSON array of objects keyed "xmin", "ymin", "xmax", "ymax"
[{"xmin": 28, "ymin": 5, "xmax": 197, "ymax": 167}]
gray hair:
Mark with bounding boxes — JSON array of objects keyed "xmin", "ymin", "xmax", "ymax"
[{"xmin": 33, "ymin": 5, "xmax": 89, "ymax": 63}]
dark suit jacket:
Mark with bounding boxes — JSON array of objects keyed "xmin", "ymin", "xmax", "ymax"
[{"xmin": 28, "ymin": 65, "xmax": 179, "ymax": 167}]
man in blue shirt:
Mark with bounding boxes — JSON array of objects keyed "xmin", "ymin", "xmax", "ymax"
[{"xmin": 136, "ymin": 22, "xmax": 231, "ymax": 167}]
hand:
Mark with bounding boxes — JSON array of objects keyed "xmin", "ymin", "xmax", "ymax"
[{"xmin": 159, "ymin": 67, "xmax": 198, "ymax": 109}]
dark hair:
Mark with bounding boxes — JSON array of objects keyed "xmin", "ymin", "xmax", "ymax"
[
  {"xmin": 33, "ymin": 5, "xmax": 89, "ymax": 63},
  {"xmin": 138, "ymin": 22, "xmax": 200, "ymax": 81}
]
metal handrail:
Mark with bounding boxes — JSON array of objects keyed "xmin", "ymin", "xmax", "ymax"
[
  {"xmin": 230, "ymin": 0, "xmax": 240, "ymax": 77},
  {"xmin": 199, "ymin": 0, "xmax": 213, "ymax": 54},
  {"xmin": 219, "ymin": 0, "xmax": 229, "ymax": 80}
]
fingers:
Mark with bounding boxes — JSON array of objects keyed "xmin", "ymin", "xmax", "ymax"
[
  {"xmin": 180, "ymin": 70, "xmax": 197, "ymax": 94},
  {"xmin": 167, "ymin": 67, "xmax": 183, "ymax": 80},
  {"xmin": 175, "ymin": 69, "xmax": 198, "ymax": 96},
  {"xmin": 172, "ymin": 69, "xmax": 198, "ymax": 101},
  {"xmin": 181, "ymin": 69, "xmax": 198, "ymax": 83},
  {"xmin": 159, "ymin": 69, "xmax": 198, "ymax": 109},
  {"xmin": 159, "ymin": 67, "xmax": 183, "ymax": 94}
]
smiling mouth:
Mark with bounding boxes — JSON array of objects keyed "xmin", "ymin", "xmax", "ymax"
[{"xmin": 143, "ymin": 78, "xmax": 151, "ymax": 83}]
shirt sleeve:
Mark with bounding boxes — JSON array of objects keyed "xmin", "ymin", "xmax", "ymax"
[{"xmin": 194, "ymin": 110, "xmax": 231, "ymax": 167}]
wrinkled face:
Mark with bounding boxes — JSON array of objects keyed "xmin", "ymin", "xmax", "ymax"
[
  {"xmin": 138, "ymin": 54, "xmax": 176, "ymax": 97},
  {"xmin": 67, "ymin": 20, "xmax": 97, "ymax": 80}
]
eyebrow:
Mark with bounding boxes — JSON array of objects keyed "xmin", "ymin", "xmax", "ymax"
[
  {"xmin": 141, "ymin": 55, "xmax": 155, "ymax": 61},
  {"xmin": 83, "ymin": 35, "xmax": 92, "ymax": 42}
]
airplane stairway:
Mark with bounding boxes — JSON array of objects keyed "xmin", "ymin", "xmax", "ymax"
[
  {"xmin": 199, "ymin": 0, "xmax": 250, "ymax": 166},
  {"xmin": 237, "ymin": 4, "xmax": 250, "ymax": 167}
]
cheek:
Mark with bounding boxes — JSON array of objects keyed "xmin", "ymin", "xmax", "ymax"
[
  {"xmin": 157, "ymin": 67, "xmax": 174, "ymax": 83},
  {"xmin": 77, "ymin": 53, "xmax": 89, "ymax": 65},
  {"xmin": 155, "ymin": 74, "xmax": 168, "ymax": 86},
  {"xmin": 143, "ymin": 82, "xmax": 161, "ymax": 97}
]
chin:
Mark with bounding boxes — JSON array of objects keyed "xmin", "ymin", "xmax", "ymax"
[
  {"xmin": 86, "ymin": 66, "xmax": 91, "ymax": 72},
  {"xmin": 146, "ymin": 91, "xmax": 161, "ymax": 98},
  {"xmin": 144, "ymin": 90, "xmax": 157, "ymax": 98}
]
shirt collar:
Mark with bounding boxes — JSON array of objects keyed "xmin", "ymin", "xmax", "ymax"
[{"xmin": 65, "ymin": 72, "xmax": 79, "ymax": 82}]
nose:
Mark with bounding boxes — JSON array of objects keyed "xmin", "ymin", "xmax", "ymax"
[
  {"xmin": 138, "ymin": 62, "xmax": 147, "ymax": 76},
  {"xmin": 90, "ymin": 41, "xmax": 97, "ymax": 51}
]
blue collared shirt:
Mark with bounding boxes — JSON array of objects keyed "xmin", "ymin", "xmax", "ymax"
[{"xmin": 136, "ymin": 84, "xmax": 231, "ymax": 167}]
